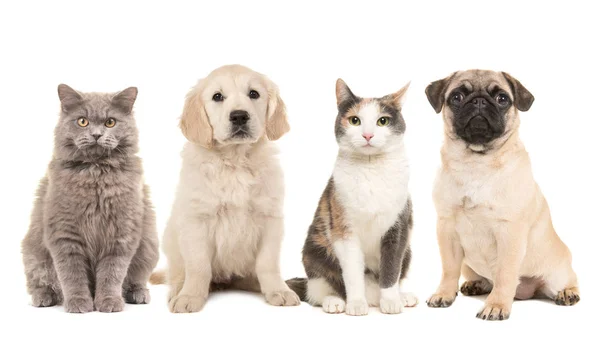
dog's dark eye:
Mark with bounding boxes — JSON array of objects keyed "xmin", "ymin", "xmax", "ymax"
[
  {"xmin": 212, "ymin": 93, "xmax": 224, "ymax": 102},
  {"xmin": 248, "ymin": 90, "xmax": 260, "ymax": 99},
  {"xmin": 451, "ymin": 92, "xmax": 464, "ymax": 104},
  {"xmin": 496, "ymin": 93, "xmax": 510, "ymax": 106}
]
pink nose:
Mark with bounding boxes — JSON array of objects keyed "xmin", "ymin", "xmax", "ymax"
[{"xmin": 362, "ymin": 133, "xmax": 374, "ymax": 141}]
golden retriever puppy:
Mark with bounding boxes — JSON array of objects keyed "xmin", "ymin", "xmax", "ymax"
[{"xmin": 152, "ymin": 65, "xmax": 299, "ymax": 313}]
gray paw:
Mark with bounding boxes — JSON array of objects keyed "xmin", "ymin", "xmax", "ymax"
[
  {"xmin": 124, "ymin": 287, "xmax": 151, "ymax": 304},
  {"xmin": 95, "ymin": 296, "xmax": 125, "ymax": 313},
  {"xmin": 31, "ymin": 288, "xmax": 61, "ymax": 307},
  {"xmin": 64, "ymin": 295, "xmax": 94, "ymax": 313}
]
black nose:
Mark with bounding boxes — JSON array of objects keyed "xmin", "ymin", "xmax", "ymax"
[
  {"xmin": 472, "ymin": 97, "xmax": 487, "ymax": 109},
  {"xmin": 229, "ymin": 110, "xmax": 250, "ymax": 125},
  {"xmin": 92, "ymin": 134, "xmax": 101, "ymax": 140}
]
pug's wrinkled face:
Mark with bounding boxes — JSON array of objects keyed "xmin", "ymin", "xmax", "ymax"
[{"xmin": 426, "ymin": 70, "xmax": 534, "ymax": 153}]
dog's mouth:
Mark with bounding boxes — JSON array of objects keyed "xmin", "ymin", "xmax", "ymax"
[{"xmin": 230, "ymin": 127, "xmax": 251, "ymax": 139}]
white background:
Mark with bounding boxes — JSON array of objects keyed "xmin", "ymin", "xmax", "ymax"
[{"xmin": 1, "ymin": 0, "xmax": 598, "ymax": 336}]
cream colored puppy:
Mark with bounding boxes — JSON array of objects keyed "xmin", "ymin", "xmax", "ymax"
[
  {"xmin": 425, "ymin": 70, "xmax": 580, "ymax": 321},
  {"xmin": 154, "ymin": 65, "xmax": 299, "ymax": 313}
]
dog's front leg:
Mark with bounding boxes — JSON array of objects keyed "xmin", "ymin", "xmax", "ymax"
[
  {"xmin": 255, "ymin": 215, "xmax": 300, "ymax": 307},
  {"xmin": 169, "ymin": 220, "xmax": 214, "ymax": 313},
  {"xmin": 476, "ymin": 222, "xmax": 527, "ymax": 321},
  {"xmin": 427, "ymin": 216, "xmax": 464, "ymax": 308}
]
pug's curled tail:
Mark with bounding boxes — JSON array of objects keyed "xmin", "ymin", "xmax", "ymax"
[
  {"xmin": 149, "ymin": 269, "xmax": 167, "ymax": 285},
  {"xmin": 286, "ymin": 277, "xmax": 308, "ymax": 302}
]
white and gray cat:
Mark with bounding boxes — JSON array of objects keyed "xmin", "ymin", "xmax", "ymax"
[
  {"xmin": 287, "ymin": 79, "xmax": 417, "ymax": 315},
  {"xmin": 21, "ymin": 84, "xmax": 159, "ymax": 313}
]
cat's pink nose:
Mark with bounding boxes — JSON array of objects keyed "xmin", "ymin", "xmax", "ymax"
[{"xmin": 362, "ymin": 133, "xmax": 374, "ymax": 142}]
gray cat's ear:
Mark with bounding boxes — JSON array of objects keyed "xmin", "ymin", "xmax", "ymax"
[
  {"xmin": 112, "ymin": 87, "xmax": 138, "ymax": 114},
  {"xmin": 57, "ymin": 84, "xmax": 83, "ymax": 113},
  {"xmin": 335, "ymin": 79, "xmax": 359, "ymax": 111}
]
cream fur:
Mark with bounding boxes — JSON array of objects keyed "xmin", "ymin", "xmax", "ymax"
[{"xmin": 161, "ymin": 65, "xmax": 298, "ymax": 313}]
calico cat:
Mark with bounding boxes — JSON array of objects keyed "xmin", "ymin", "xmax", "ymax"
[
  {"xmin": 287, "ymin": 79, "xmax": 417, "ymax": 315},
  {"xmin": 21, "ymin": 84, "xmax": 159, "ymax": 313}
]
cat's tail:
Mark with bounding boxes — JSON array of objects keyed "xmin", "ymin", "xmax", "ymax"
[
  {"xmin": 286, "ymin": 277, "xmax": 308, "ymax": 302},
  {"xmin": 149, "ymin": 269, "xmax": 167, "ymax": 285}
]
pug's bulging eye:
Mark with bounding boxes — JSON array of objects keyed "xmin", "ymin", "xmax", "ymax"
[
  {"xmin": 496, "ymin": 93, "xmax": 510, "ymax": 106},
  {"xmin": 248, "ymin": 90, "xmax": 260, "ymax": 99},
  {"xmin": 212, "ymin": 93, "xmax": 224, "ymax": 102},
  {"xmin": 105, "ymin": 118, "xmax": 116, "ymax": 128},
  {"xmin": 377, "ymin": 117, "xmax": 390, "ymax": 127},
  {"xmin": 348, "ymin": 116, "xmax": 361, "ymax": 126},
  {"xmin": 451, "ymin": 92, "xmax": 464, "ymax": 104},
  {"xmin": 77, "ymin": 117, "xmax": 89, "ymax": 127}
]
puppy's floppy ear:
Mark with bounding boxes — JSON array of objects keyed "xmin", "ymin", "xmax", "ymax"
[
  {"xmin": 335, "ymin": 78, "xmax": 360, "ymax": 112},
  {"xmin": 57, "ymin": 84, "xmax": 83, "ymax": 113},
  {"xmin": 502, "ymin": 72, "xmax": 535, "ymax": 111},
  {"xmin": 112, "ymin": 87, "xmax": 138, "ymax": 114},
  {"xmin": 425, "ymin": 74, "xmax": 454, "ymax": 113},
  {"xmin": 180, "ymin": 81, "xmax": 213, "ymax": 148},
  {"xmin": 265, "ymin": 79, "xmax": 290, "ymax": 141}
]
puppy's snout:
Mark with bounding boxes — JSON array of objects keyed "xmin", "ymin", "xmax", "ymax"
[
  {"xmin": 472, "ymin": 97, "xmax": 487, "ymax": 109},
  {"xmin": 229, "ymin": 110, "xmax": 250, "ymax": 126},
  {"xmin": 468, "ymin": 115, "xmax": 489, "ymax": 132}
]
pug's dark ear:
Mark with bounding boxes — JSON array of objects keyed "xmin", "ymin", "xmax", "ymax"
[
  {"xmin": 57, "ymin": 84, "xmax": 83, "ymax": 113},
  {"xmin": 335, "ymin": 79, "xmax": 360, "ymax": 113},
  {"xmin": 425, "ymin": 74, "xmax": 454, "ymax": 113},
  {"xmin": 502, "ymin": 72, "xmax": 535, "ymax": 111}
]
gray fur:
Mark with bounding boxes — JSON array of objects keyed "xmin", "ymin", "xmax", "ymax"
[
  {"xmin": 21, "ymin": 84, "xmax": 159, "ymax": 313},
  {"xmin": 379, "ymin": 199, "xmax": 413, "ymax": 288}
]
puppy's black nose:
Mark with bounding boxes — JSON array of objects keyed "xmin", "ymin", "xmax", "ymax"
[
  {"xmin": 472, "ymin": 97, "xmax": 487, "ymax": 109},
  {"xmin": 229, "ymin": 110, "xmax": 249, "ymax": 125}
]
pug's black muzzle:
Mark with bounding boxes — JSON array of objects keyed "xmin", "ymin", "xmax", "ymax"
[{"xmin": 453, "ymin": 96, "xmax": 505, "ymax": 145}]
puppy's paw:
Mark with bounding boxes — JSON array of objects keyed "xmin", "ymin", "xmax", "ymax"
[
  {"xmin": 345, "ymin": 298, "xmax": 369, "ymax": 316},
  {"xmin": 322, "ymin": 296, "xmax": 345, "ymax": 314},
  {"xmin": 265, "ymin": 290, "xmax": 301, "ymax": 306},
  {"xmin": 31, "ymin": 288, "xmax": 61, "ymax": 307},
  {"xmin": 555, "ymin": 287, "xmax": 580, "ymax": 306},
  {"xmin": 460, "ymin": 280, "xmax": 492, "ymax": 296},
  {"xmin": 476, "ymin": 302, "xmax": 511, "ymax": 321},
  {"xmin": 426, "ymin": 292, "xmax": 456, "ymax": 308},
  {"xmin": 95, "ymin": 296, "xmax": 124, "ymax": 313},
  {"xmin": 64, "ymin": 295, "xmax": 94, "ymax": 313},
  {"xmin": 400, "ymin": 292, "xmax": 419, "ymax": 307},
  {"xmin": 380, "ymin": 296, "xmax": 404, "ymax": 314},
  {"xmin": 124, "ymin": 287, "xmax": 150, "ymax": 304},
  {"xmin": 169, "ymin": 294, "xmax": 207, "ymax": 313}
]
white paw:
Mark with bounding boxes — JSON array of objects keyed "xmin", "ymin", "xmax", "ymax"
[
  {"xmin": 380, "ymin": 296, "xmax": 404, "ymax": 314},
  {"xmin": 345, "ymin": 298, "xmax": 369, "ymax": 316},
  {"xmin": 400, "ymin": 292, "xmax": 419, "ymax": 307},
  {"xmin": 322, "ymin": 296, "xmax": 345, "ymax": 314}
]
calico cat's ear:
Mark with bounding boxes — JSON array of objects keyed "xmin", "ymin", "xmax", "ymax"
[
  {"xmin": 386, "ymin": 81, "xmax": 411, "ymax": 108},
  {"xmin": 335, "ymin": 79, "xmax": 359, "ymax": 111},
  {"xmin": 57, "ymin": 84, "xmax": 83, "ymax": 113},
  {"xmin": 112, "ymin": 87, "xmax": 138, "ymax": 114}
]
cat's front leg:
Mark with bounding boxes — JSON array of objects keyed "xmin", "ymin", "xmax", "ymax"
[
  {"xmin": 333, "ymin": 236, "xmax": 368, "ymax": 316},
  {"xmin": 46, "ymin": 223, "xmax": 93, "ymax": 314},
  {"xmin": 94, "ymin": 228, "xmax": 138, "ymax": 313},
  {"xmin": 379, "ymin": 220, "xmax": 411, "ymax": 314}
]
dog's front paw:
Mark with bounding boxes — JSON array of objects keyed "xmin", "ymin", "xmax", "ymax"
[
  {"xmin": 345, "ymin": 298, "xmax": 369, "ymax": 316},
  {"xmin": 476, "ymin": 302, "xmax": 511, "ymax": 321},
  {"xmin": 460, "ymin": 280, "xmax": 492, "ymax": 296},
  {"xmin": 322, "ymin": 296, "xmax": 345, "ymax": 314},
  {"xmin": 124, "ymin": 287, "xmax": 150, "ymax": 304},
  {"xmin": 265, "ymin": 290, "xmax": 301, "ymax": 306},
  {"xmin": 555, "ymin": 287, "xmax": 580, "ymax": 306},
  {"xmin": 400, "ymin": 292, "xmax": 419, "ymax": 307},
  {"xmin": 95, "ymin": 296, "xmax": 124, "ymax": 313},
  {"xmin": 380, "ymin": 296, "xmax": 404, "ymax": 314},
  {"xmin": 64, "ymin": 295, "xmax": 94, "ymax": 313},
  {"xmin": 169, "ymin": 294, "xmax": 207, "ymax": 313},
  {"xmin": 426, "ymin": 292, "xmax": 456, "ymax": 308}
]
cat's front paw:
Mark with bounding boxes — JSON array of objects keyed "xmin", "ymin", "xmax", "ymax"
[
  {"xmin": 345, "ymin": 298, "xmax": 369, "ymax": 316},
  {"xmin": 64, "ymin": 295, "xmax": 94, "ymax": 313},
  {"xmin": 400, "ymin": 292, "xmax": 419, "ymax": 307},
  {"xmin": 265, "ymin": 290, "xmax": 301, "ymax": 306},
  {"xmin": 124, "ymin": 287, "xmax": 150, "ymax": 304},
  {"xmin": 95, "ymin": 296, "xmax": 125, "ymax": 313},
  {"xmin": 31, "ymin": 288, "xmax": 61, "ymax": 307},
  {"xmin": 380, "ymin": 296, "xmax": 404, "ymax": 314},
  {"xmin": 322, "ymin": 296, "xmax": 345, "ymax": 314}
]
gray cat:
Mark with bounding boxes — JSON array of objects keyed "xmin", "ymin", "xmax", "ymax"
[{"xmin": 21, "ymin": 84, "xmax": 159, "ymax": 313}]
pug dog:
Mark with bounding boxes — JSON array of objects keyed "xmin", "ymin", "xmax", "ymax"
[{"xmin": 424, "ymin": 70, "xmax": 580, "ymax": 321}]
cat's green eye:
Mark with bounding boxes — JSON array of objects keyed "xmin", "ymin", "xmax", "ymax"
[
  {"xmin": 377, "ymin": 117, "xmax": 390, "ymax": 127},
  {"xmin": 348, "ymin": 116, "xmax": 361, "ymax": 126},
  {"xmin": 105, "ymin": 118, "xmax": 116, "ymax": 128},
  {"xmin": 77, "ymin": 117, "xmax": 89, "ymax": 127}
]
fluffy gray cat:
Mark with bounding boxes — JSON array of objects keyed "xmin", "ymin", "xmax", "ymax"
[{"xmin": 21, "ymin": 84, "xmax": 159, "ymax": 313}]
